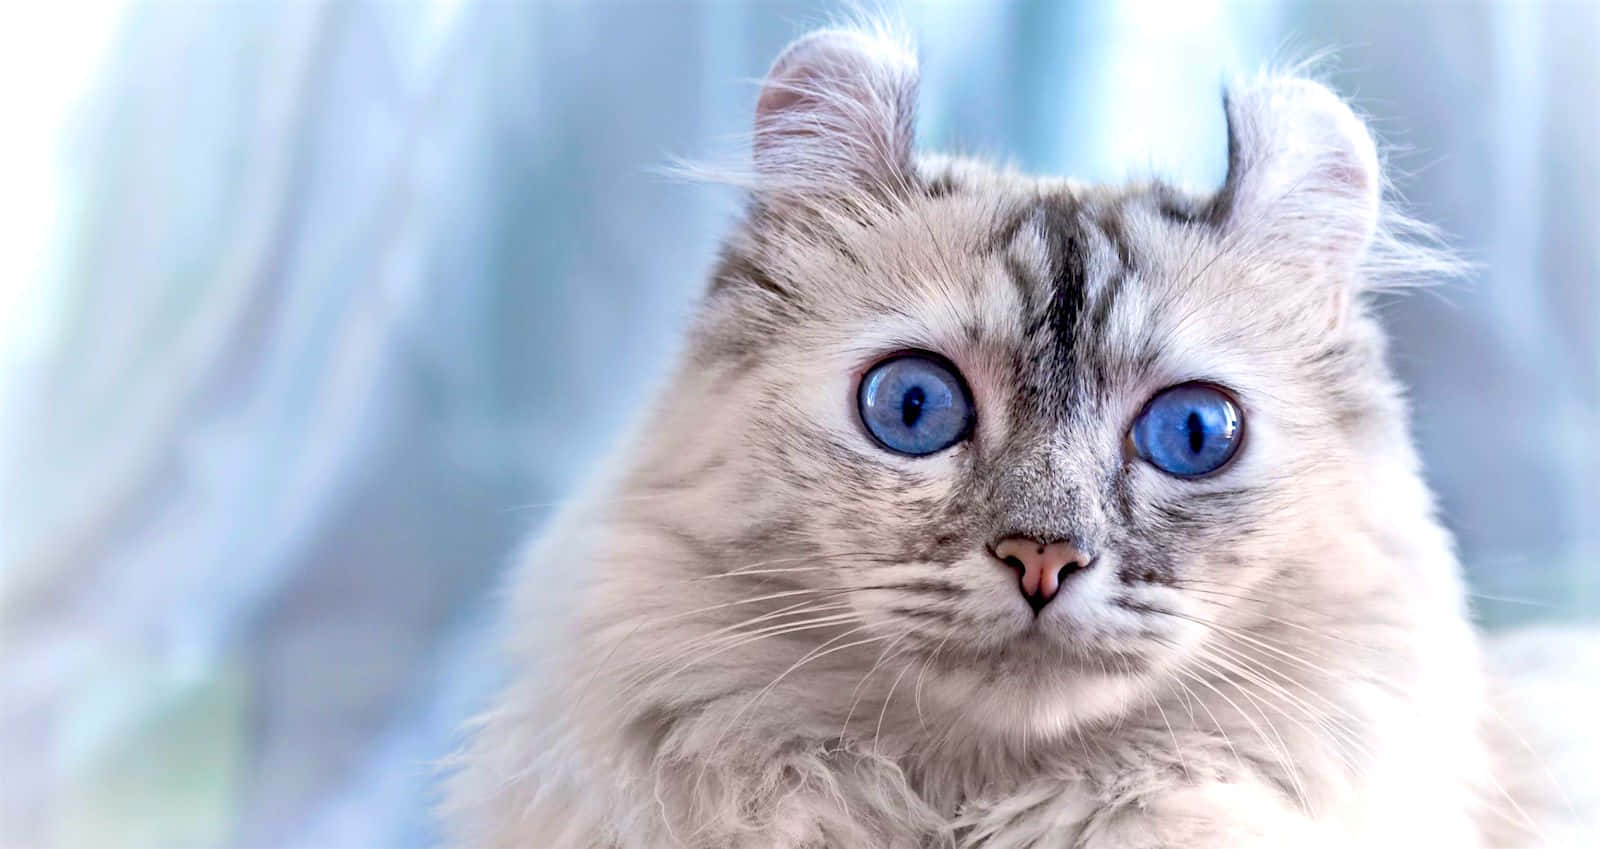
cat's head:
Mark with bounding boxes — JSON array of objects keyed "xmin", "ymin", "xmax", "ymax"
[{"xmin": 625, "ymin": 27, "xmax": 1449, "ymax": 739}]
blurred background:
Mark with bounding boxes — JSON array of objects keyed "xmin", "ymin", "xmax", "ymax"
[{"xmin": 0, "ymin": 1, "xmax": 1594, "ymax": 846}]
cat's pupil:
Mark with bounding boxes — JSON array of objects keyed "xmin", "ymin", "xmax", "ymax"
[
  {"xmin": 1186, "ymin": 411, "xmax": 1204, "ymax": 454},
  {"xmin": 902, "ymin": 385, "xmax": 926, "ymax": 428}
]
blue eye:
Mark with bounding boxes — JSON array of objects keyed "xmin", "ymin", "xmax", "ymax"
[
  {"xmin": 1131, "ymin": 383, "xmax": 1243, "ymax": 477},
  {"xmin": 858, "ymin": 353, "xmax": 974, "ymax": 456}
]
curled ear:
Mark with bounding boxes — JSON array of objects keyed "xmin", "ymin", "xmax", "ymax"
[
  {"xmin": 753, "ymin": 27, "xmax": 919, "ymax": 200},
  {"xmin": 1211, "ymin": 76, "xmax": 1382, "ymax": 270}
]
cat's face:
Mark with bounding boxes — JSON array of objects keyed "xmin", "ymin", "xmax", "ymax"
[{"xmin": 636, "ymin": 30, "xmax": 1415, "ymax": 736}]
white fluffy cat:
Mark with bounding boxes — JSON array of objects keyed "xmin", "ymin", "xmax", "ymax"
[{"xmin": 443, "ymin": 25, "xmax": 1596, "ymax": 848}]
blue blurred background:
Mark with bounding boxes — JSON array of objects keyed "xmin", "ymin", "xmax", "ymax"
[{"xmin": 0, "ymin": 1, "xmax": 1594, "ymax": 846}]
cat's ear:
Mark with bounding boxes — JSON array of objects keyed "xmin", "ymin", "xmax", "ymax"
[
  {"xmin": 752, "ymin": 27, "xmax": 919, "ymax": 200},
  {"xmin": 1211, "ymin": 77, "xmax": 1381, "ymax": 270}
]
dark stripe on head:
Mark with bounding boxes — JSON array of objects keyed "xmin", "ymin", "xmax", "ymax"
[
  {"xmin": 1095, "ymin": 208, "xmax": 1135, "ymax": 271},
  {"xmin": 987, "ymin": 203, "xmax": 1035, "ymax": 256},
  {"xmin": 1151, "ymin": 182, "xmax": 1204, "ymax": 227},
  {"xmin": 1088, "ymin": 274, "xmax": 1123, "ymax": 343},
  {"xmin": 1003, "ymin": 255, "xmax": 1040, "ymax": 316},
  {"xmin": 1036, "ymin": 198, "xmax": 1090, "ymax": 370},
  {"xmin": 922, "ymin": 171, "xmax": 957, "ymax": 199},
  {"xmin": 1086, "ymin": 208, "xmax": 1135, "ymax": 351},
  {"xmin": 708, "ymin": 244, "xmax": 797, "ymax": 303}
]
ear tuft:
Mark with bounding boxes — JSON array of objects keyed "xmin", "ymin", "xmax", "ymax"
[
  {"xmin": 753, "ymin": 27, "xmax": 919, "ymax": 200},
  {"xmin": 1213, "ymin": 76, "xmax": 1382, "ymax": 264}
]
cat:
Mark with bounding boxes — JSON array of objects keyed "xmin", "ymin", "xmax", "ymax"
[{"xmin": 442, "ymin": 24, "xmax": 1593, "ymax": 849}]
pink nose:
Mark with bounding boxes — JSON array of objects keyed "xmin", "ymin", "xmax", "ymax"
[{"xmin": 993, "ymin": 537, "xmax": 1094, "ymax": 612}]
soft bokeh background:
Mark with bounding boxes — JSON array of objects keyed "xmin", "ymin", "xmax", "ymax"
[{"xmin": 1, "ymin": 1, "xmax": 1594, "ymax": 846}]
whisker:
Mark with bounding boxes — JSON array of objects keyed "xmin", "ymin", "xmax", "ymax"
[
  {"xmin": 841, "ymin": 631, "xmax": 913, "ymax": 741},
  {"xmin": 607, "ymin": 606, "xmax": 861, "ymax": 697},
  {"xmin": 1172, "ymin": 662, "xmax": 1310, "ymax": 813},
  {"xmin": 873, "ymin": 648, "xmax": 920, "ymax": 756},
  {"xmin": 913, "ymin": 630, "xmax": 955, "ymax": 730},
  {"xmin": 1188, "ymin": 653, "xmax": 1316, "ymax": 814},
  {"xmin": 1466, "ymin": 591, "xmax": 1556, "ymax": 609},
  {"xmin": 1150, "ymin": 689, "xmax": 1189, "ymax": 779},
  {"xmin": 1173, "ymin": 673, "xmax": 1245, "ymax": 776},
  {"xmin": 571, "ymin": 584, "xmax": 880, "ymax": 700},
  {"xmin": 688, "ymin": 627, "xmax": 893, "ymax": 816},
  {"xmin": 697, "ymin": 549, "xmax": 904, "ymax": 581}
]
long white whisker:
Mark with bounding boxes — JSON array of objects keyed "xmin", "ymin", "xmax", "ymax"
[
  {"xmin": 913, "ymin": 630, "xmax": 955, "ymax": 730},
  {"xmin": 1183, "ymin": 653, "xmax": 1314, "ymax": 815},
  {"xmin": 841, "ymin": 631, "xmax": 912, "ymax": 740},
  {"xmin": 873, "ymin": 648, "xmax": 920, "ymax": 756},
  {"xmin": 687, "ymin": 627, "xmax": 891, "ymax": 824}
]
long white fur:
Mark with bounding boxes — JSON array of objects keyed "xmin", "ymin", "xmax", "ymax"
[{"xmin": 442, "ymin": 25, "xmax": 1593, "ymax": 849}]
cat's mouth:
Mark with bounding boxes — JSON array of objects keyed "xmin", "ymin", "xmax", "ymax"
[{"xmin": 920, "ymin": 611, "xmax": 1162, "ymax": 675}]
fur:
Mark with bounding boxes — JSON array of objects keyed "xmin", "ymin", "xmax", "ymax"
[{"xmin": 442, "ymin": 26, "xmax": 1590, "ymax": 848}]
